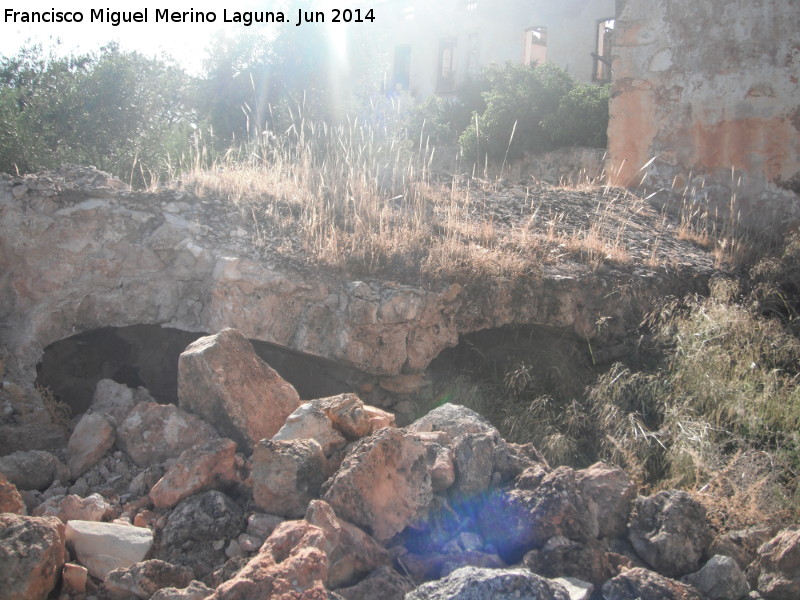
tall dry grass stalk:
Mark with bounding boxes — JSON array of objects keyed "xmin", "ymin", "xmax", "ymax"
[
  {"xmin": 173, "ymin": 110, "xmax": 646, "ymax": 281},
  {"xmin": 171, "ymin": 113, "xmax": 763, "ymax": 284}
]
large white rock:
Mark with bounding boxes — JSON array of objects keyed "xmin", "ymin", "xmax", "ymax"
[{"xmin": 65, "ymin": 520, "xmax": 153, "ymax": 580}]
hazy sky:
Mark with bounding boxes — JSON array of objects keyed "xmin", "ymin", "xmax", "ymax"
[{"xmin": 0, "ymin": 1, "xmax": 289, "ymax": 72}]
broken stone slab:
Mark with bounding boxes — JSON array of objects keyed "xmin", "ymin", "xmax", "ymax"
[
  {"xmin": 602, "ymin": 567, "xmax": 703, "ymax": 600},
  {"xmin": 523, "ymin": 536, "xmax": 611, "ymax": 586},
  {"xmin": 628, "ymin": 489, "xmax": 712, "ymax": 579},
  {"xmin": 322, "ymin": 427, "xmax": 433, "ymax": 542},
  {"xmin": 0, "ymin": 449, "xmax": 70, "ymax": 491},
  {"xmin": 116, "ymin": 401, "xmax": 220, "ymax": 468},
  {"xmin": 252, "ymin": 438, "xmax": 327, "ymax": 518},
  {"xmin": 67, "ymin": 411, "xmax": 116, "ymax": 478},
  {"xmin": 449, "ymin": 431, "xmax": 500, "ymax": 496},
  {"xmin": 313, "ymin": 393, "xmax": 395, "ymax": 440},
  {"xmin": 576, "ymin": 461, "xmax": 636, "ymax": 540},
  {"xmin": 272, "ymin": 402, "xmax": 347, "ymax": 457},
  {"xmin": 405, "ymin": 565, "xmax": 570, "ymax": 600},
  {"xmin": 33, "ymin": 492, "xmax": 110, "ymax": 523},
  {"xmin": 478, "ymin": 466, "xmax": 598, "ymax": 563},
  {"xmin": 421, "ymin": 437, "xmax": 456, "ymax": 493},
  {"xmin": 407, "ymin": 403, "xmax": 498, "ymax": 438},
  {"xmin": 755, "ymin": 528, "xmax": 800, "ymax": 600},
  {"xmin": 0, "ymin": 514, "xmax": 66, "ymax": 600},
  {"xmin": 0, "ymin": 471, "xmax": 25, "ymax": 514},
  {"xmin": 65, "ymin": 520, "xmax": 154, "ymax": 580},
  {"xmin": 149, "ymin": 438, "xmax": 238, "ymax": 509},
  {"xmin": 681, "ymin": 554, "xmax": 750, "ymax": 600},
  {"xmin": 206, "ymin": 520, "xmax": 329, "ymax": 600},
  {"xmin": 410, "ymin": 403, "xmax": 536, "ymax": 495},
  {"xmin": 710, "ymin": 526, "xmax": 773, "ymax": 575},
  {"xmin": 305, "ymin": 499, "xmax": 389, "ymax": 589},
  {"xmin": 90, "ymin": 378, "xmax": 141, "ymax": 425},
  {"xmin": 178, "ymin": 328, "xmax": 302, "ymax": 452},
  {"xmin": 157, "ymin": 490, "xmax": 244, "ymax": 580},
  {"xmin": 104, "ymin": 559, "xmax": 194, "ymax": 599},
  {"xmin": 362, "ymin": 404, "xmax": 395, "ymax": 430}
]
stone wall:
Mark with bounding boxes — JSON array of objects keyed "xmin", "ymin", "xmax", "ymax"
[
  {"xmin": 0, "ymin": 167, "xmax": 705, "ymax": 401},
  {"xmin": 607, "ymin": 0, "xmax": 800, "ymax": 217}
]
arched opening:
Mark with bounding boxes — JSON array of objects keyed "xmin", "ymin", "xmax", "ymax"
[{"xmin": 35, "ymin": 325, "xmax": 360, "ymax": 417}]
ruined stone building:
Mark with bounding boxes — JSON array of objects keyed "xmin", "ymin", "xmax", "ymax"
[
  {"xmin": 374, "ymin": 0, "xmax": 799, "ymax": 217},
  {"xmin": 607, "ymin": 0, "xmax": 799, "ymax": 215},
  {"xmin": 378, "ymin": 0, "xmax": 617, "ymax": 99}
]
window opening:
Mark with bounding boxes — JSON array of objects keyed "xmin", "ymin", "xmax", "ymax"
[
  {"xmin": 393, "ymin": 45, "xmax": 411, "ymax": 91},
  {"xmin": 437, "ymin": 38, "xmax": 457, "ymax": 93},
  {"xmin": 467, "ymin": 33, "xmax": 480, "ymax": 78},
  {"xmin": 523, "ymin": 26, "xmax": 547, "ymax": 66},
  {"xmin": 593, "ymin": 18, "xmax": 614, "ymax": 81}
]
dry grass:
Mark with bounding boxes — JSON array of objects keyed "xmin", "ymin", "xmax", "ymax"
[
  {"xmin": 170, "ymin": 116, "xmax": 743, "ymax": 285},
  {"xmin": 37, "ymin": 383, "xmax": 71, "ymax": 433},
  {"xmin": 695, "ymin": 450, "xmax": 797, "ymax": 532},
  {"xmin": 658, "ymin": 169, "xmax": 776, "ymax": 269}
]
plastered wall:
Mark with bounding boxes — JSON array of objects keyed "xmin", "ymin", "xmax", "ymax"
[{"xmin": 607, "ymin": 0, "xmax": 800, "ymax": 216}]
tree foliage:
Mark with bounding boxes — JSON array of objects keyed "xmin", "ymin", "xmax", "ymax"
[
  {"xmin": 457, "ymin": 62, "xmax": 609, "ymax": 164},
  {"xmin": 0, "ymin": 34, "xmax": 610, "ymax": 183},
  {"xmin": 0, "ymin": 44, "xmax": 195, "ymax": 182}
]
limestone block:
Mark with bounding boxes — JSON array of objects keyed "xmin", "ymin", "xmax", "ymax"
[
  {"xmin": 178, "ymin": 328, "xmax": 301, "ymax": 452},
  {"xmin": 65, "ymin": 520, "xmax": 153, "ymax": 580}
]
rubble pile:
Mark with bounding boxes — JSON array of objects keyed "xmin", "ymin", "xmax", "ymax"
[{"xmin": 1, "ymin": 327, "xmax": 798, "ymax": 600}]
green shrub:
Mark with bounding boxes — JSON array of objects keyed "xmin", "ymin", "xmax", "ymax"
[
  {"xmin": 406, "ymin": 77, "xmax": 487, "ymax": 148},
  {"xmin": 457, "ymin": 63, "xmax": 607, "ymax": 165},
  {"xmin": 0, "ymin": 44, "xmax": 195, "ymax": 183},
  {"xmin": 544, "ymin": 82, "xmax": 610, "ymax": 148}
]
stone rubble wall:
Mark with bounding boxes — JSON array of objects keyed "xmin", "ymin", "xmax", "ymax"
[{"xmin": 0, "ymin": 167, "xmax": 682, "ymax": 396}]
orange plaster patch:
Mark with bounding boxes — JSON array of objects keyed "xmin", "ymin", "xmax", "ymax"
[
  {"xmin": 608, "ymin": 89, "xmax": 658, "ymax": 186},
  {"xmin": 687, "ymin": 117, "xmax": 798, "ymax": 181}
]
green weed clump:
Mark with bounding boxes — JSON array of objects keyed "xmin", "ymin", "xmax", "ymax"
[
  {"xmin": 589, "ymin": 274, "xmax": 800, "ymax": 527},
  {"xmin": 458, "ymin": 63, "xmax": 609, "ymax": 166}
]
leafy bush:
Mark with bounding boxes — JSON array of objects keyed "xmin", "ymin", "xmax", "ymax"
[
  {"xmin": 543, "ymin": 82, "xmax": 610, "ymax": 148},
  {"xmin": 0, "ymin": 44, "xmax": 195, "ymax": 183},
  {"xmin": 406, "ymin": 77, "xmax": 488, "ymax": 148},
  {"xmin": 457, "ymin": 63, "xmax": 607, "ymax": 165}
]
